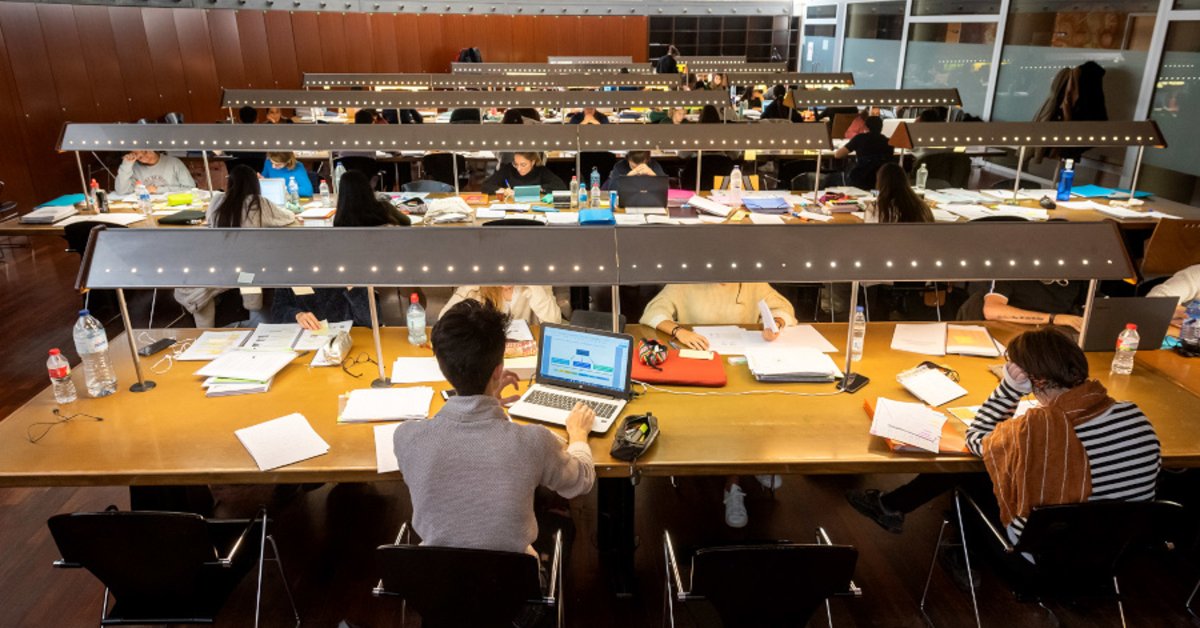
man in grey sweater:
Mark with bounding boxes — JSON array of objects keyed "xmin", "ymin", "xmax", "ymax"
[
  {"xmin": 394, "ymin": 300, "xmax": 596, "ymax": 556},
  {"xmin": 114, "ymin": 150, "xmax": 196, "ymax": 195}
]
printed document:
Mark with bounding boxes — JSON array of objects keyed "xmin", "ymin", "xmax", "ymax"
[
  {"xmin": 235, "ymin": 413, "xmax": 329, "ymax": 471},
  {"xmin": 870, "ymin": 398, "xmax": 947, "ymax": 453},
  {"xmin": 340, "ymin": 387, "xmax": 435, "ymax": 423}
]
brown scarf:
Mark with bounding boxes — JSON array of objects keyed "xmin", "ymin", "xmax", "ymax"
[{"xmin": 981, "ymin": 380, "xmax": 1114, "ymax": 526}]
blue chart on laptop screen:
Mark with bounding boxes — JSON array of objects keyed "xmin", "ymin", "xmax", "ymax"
[{"xmin": 540, "ymin": 327, "xmax": 629, "ymax": 393}]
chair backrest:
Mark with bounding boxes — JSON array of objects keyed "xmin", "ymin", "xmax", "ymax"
[
  {"xmin": 1015, "ymin": 500, "xmax": 1183, "ymax": 587},
  {"xmin": 375, "ymin": 544, "xmax": 543, "ymax": 626},
  {"xmin": 914, "ymin": 152, "xmax": 972, "ymax": 188},
  {"xmin": 681, "ymin": 154, "xmax": 735, "ymax": 190},
  {"xmin": 1142, "ymin": 219, "xmax": 1200, "ymax": 277},
  {"xmin": 688, "ymin": 544, "xmax": 858, "ymax": 627},
  {"xmin": 421, "ymin": 153, "xmax": 469, "ymax": 187},
  {"xmin": 402, "ymin": 179, "xmax": 455, "ymax": 193},
  {"xmin": 48, "ymin": 511, "xmax": 224, "ymax": 607},
  {"xmin": 63, "ymin": 222, "xmax": 127, "ymax": 255},
  {"xmin": 570, "ymin": 309, "xmax": 627, "ymax": 332}
]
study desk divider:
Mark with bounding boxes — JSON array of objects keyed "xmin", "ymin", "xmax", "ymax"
[
  {"xmin": 301, "ymin": 72, "xmax": 684, "ymax": 90},
  {"xmin": 76, "ymin": 222, "xmax": 1133, "ymax": 396},
  {"xmin": 449, "ymin": 62, "xmax": 656, "ymax": 75}
]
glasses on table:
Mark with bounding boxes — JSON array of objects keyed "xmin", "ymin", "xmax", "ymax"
[{"xmin": 341, "ymin": 352, "xmax": 378, "ymax": 379}]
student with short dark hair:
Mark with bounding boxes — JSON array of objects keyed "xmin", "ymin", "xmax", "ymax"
[
  {"xmin": 238, "ymin": 106, "xmax": 257, "ymax": 124},
  {"xmin": 833, "ymin": 115, "xmax": 894, "ymax": 190},
  {"xmin": 393, "ymin": 300, "xmax": 597, "ymax": 555},
  {"xmin": 602, "ymin": 150, "xmax": 666, "ymax": 191}
]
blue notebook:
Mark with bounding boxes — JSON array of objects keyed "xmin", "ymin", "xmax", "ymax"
[
  {"xmin": 38, "ymin": 193, "xmax": 86, "ymax": 208},
  {"xmin": 743, "ymin": 197, "xmax": 792, "ymax": 213},
  {"xmin": 1070, "ymin": 184, "xmax": 1151, "ymax": 200}
]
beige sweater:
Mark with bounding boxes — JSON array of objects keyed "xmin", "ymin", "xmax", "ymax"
[
  {"xmin": 442, "ymin": 285, "xmax": 564, "ymax": 325},
  {"xmin": 640, "ymin": 283, "xmax": 797, "ymax": 329}
]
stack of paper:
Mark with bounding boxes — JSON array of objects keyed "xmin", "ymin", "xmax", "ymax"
[
  {"xmin": 744, "ymin": 347, "xmax": 841, "ymax": 383},
  {"xmin": 390, "ymin": 357, "xmax": 447, "ymax": 384},
  {"xmin": 825, "ymin": 186, "xmax": 871, "ymax": 198},
  {"xmin": 340, "ymin": 387, "xmax": 435, "ymax": 423},
  {"xmin": 748, "ymin": 213, "xmax": 785, "ymax": 225},
  {"xmin": 298, "ymin": 207, "xmax": 335, "ymax": 220},
  {"xmin": 235, "ymin": 413, "xmax": 330, "ymax": 470},
  {"xmin": 203, "ymin": 377, "xmax": 274, "ymax": 397},
  {"xmin": 59, "ymin": 213, "xmax": 147, "ymax": 227},
  {"xmin": 615, "ymin": 214, "xmax": 647, "ymax": 225},
  {"xmin": 897, "ymin": 366, "xmax": 968, "ymax": 407},
  {"xmin": 545, "ymin": 212, "xmax": 579, "ymax": 225},
  {"xmin": 869, "ymin": 398, "xmax": 948, "ymax": 453},
  {"xmin": 177, "ymin": 331, "xmax": 251, "ymax": 361},
  {"xmin": 195, "ymin": 350, "xmax": 298, "ymax": 382},
  {"xmin": 946, "ymin": 324, "xmax": 1001, "ymax": 357},
  {"xmin": 891, "ymin": 323, "xmax": 947, "ymax": 356},
  {"xmin": 796, "ymin": 210, "xmax": 833, "ymax": 222},
  {"xmin": 1094, "ymin": 204, "xmax": 1147, "ymax": 220},
  {"xmin": 20, "ymin": 206, "xmax": 78, "ymax": 224},
  {"xmin": 243, "ymin": 324, "xmax": 303, "ymax": 352},
  {"xmin": 930, "ymin": 209, "xmax": 959, "ymax": 223},
  {"xmin": 939, "ymin": 204, "xmax": 993, "ymax": 221},
  {"xmin": 687, "ymin": 195, "xmax": 734, "ymax": 218}
]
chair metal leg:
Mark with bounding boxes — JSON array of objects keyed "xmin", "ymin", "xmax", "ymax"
[
  {"xmin": 919, "ymin": 519, "xmax": 949, "ymax": 625},
  {"xmin": 1113, "ymin": 576, "xmax": 1128, "ymax": 628},
  {"xmin": 266, "ymin": 534, "xmax": 301, "ymax": 627},
  {"xmin": 1187, "ymin": 575, "xmax": 1200, "ymax": 617},
  {"xmin": 953, "ymin": 492, "xmax": 983, "ymax": 628},
  {"xmin": 824, "ymin": 598, "xmax": 834, "ymax": 628},
  {"xmin": 100, "ymin": 587, "xmax": 111, "ymax": 626},
  {"xmin": 255, "ymin": 513, "xmax": 268, "ymax": 628}
]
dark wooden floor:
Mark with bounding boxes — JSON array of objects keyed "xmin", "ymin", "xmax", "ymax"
[{"xmin": 1, "ymin": 238, "xmax": 1198, "ymax": 627}]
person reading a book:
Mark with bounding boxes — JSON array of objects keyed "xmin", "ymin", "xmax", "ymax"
[
  {"xmin": 847, "ymin": 328, "xmax": 1159, "ymax": 552},
  {"xmin": 441, "ymin": 285, "xmax": 564, "ymax": 326},
  {"xmin": 639, "ymin": 283, "xmax": 798, "ymax": 528},
  {"xmin": 392, "ymin": 300, "xmax": 596, "ymax": 557}
]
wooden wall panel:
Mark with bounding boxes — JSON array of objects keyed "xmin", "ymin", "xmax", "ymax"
[{"xmin": 0, "ymin": 3, "xmax": 648, "ymax": 210}]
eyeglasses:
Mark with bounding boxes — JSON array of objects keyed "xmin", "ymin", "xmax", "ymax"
[
  {"xmin": 341, "ymin": 352, "xmax": 377, "ymax": 379},
  {"xmin": 27, "ymin": 409, "xmax": 104, "ymax": 444},
  {"xmin": 917, "ymin": 360, "xmax": 960, "ymax": 382}
]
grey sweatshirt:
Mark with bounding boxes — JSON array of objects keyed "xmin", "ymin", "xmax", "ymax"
[
  {"xmin": 114, "ymin": 155, "xmax": 196, "ymax": 195},
  {"xmin": 393, "ymin": 395, "xmax": 595, "ymax": 555}
]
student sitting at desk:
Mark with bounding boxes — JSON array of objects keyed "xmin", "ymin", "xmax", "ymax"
[
  {"xmin": 833, "ymin": 116, "xmax": 894, "ymax": 191},
  {"xmin": 442, "ymin": 286, "xmax": 564, "ymax": 326},
  {"xmin": 567, "ymin": 107, "xmax": 609, "ymax": 125},
  {"xmin": 173, "ymin": 165, "xmax": 295, "ymax": 327},
  {"xmin": 264, "ymin": 107, "xmax": 293, "ymax": 124},
  {"xmin": 983, "ymin": 279, "xmax": 1087, "ymax": 332},
  {"xmin": 1148, "ymin": 263, "xmax": 1200, "ymax": 321},
  {"xmin": 272, "ymin": 171, "xmax": 408, "ymax": 330},
  {"xmin": 261, "ymin": 152, "xmax": 313, "ymax": 198},
  {"xmin": 640, "ymin": 283, "xmax": 798, "ymax": 528},
  {"xmin": 114, "ymin": 150, "xmax": 196, "ymax": 195},
  {"xmin": 874, "ymin": 163, "xmax": 933, "ymax": 224},
  {"xmin": 657, "ymin": 107, "xmax": 687, "ymax": 125},
  {"xmin": 393, "ymin": 300, "xmax": 597, "ymax": 556},
  {"xmin": 761, "ymin": 86, "xmax": 803, "ymax": 122},
  {"xmin": 237, "ymin": 106, "xmax": 257, "ymax": 124},
  {"xmin": 847, "ymin": 328, "xmax": 1160, "ymax": 548},
  {"xmin": 481, "ymin": 152, "xmax": 567, "ymax": 196},
  {"xmin": 602, "ymin": 151, "xmax": 666, "ymax": 191}
]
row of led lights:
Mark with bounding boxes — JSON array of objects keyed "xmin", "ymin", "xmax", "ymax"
[
  {"xmin": 920, "ymin": 135, "xmax": 1154, "ymax": 144},
  {"xmin": 103, "ymin": 258, "xmax": 1114, "ymax": 276},
  {"xmin": 234, "ymin": 98, "xmax": 716, "ymax": 106},
  {"xmin": 69, "ymin": 137, "xmax": 829, "ymax": 148},
  {"xmin": 796, "ymin": 98, "xmax": 957, "ymax": 105}
]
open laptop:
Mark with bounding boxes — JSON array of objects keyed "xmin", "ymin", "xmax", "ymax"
[
  {"xmin": 260, "ymin": 178, "xmax": 288, "ymax": 206},
  {"xmin": 1081, "ymin": 296, "xmax": 1177, "ymax": 352},
  {"xmin": 508, "ymin": 323, "xmax": 634, "ymax": 433},
  {"xmin": 615, "ymin": 175, "xmax": 669, "ymax": 215}
]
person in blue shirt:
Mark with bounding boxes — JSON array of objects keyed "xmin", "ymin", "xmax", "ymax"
[
  {"xmin": 261, "ymin": 152, "xmax": 314, "ymax": 198},
  {"xmin": 602, "ymin": 151, "xmax": 666, "ymax": 191}
]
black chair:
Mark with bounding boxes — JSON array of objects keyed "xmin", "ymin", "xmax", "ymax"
[
  {"xmin": 792, "ymin": 171, "xmax": 847, "ymax": 191},
  {"xmin": 47, "ymin": 508, "xmax": 298, "ymax": 627},
  {"xmin": 0, "ymin": 179, "xmax": 28, "ymax": 259},
  {"xmin": 373, "ymin": 523, "xmax": 564, "ymax": 628},
  {"xmin": 63, "ymin": 222, "xmax": 128, "ymax": 319},
  {"xmin": 680, "ymin": 154, "xmax": 734, "ymax": 191},
  {"xmin": 913, "ymin": 152, "xmax": 972, "ymax": 189},
  {"xmin": 777, "ymin": 159, "xmax": 817, "ymax": 190},
  {"xmin": 663, "ymin": 528, "xmax": 860, "ymax": 628},
  {"xmin": 339, "ymin": 156, "xmax": 391, "ymax": 191},
  {"xmin": 402, "ymin": 179, "xmax": 455, "ymax": 194},
  {"xmin": 922, "ymin": 491, "xmax": 1184, "ymax": 626},
  {"xmin": 421, "ymin": 153, "xmax": 469, "ymax": 189},
  {"xmin": 991, "ymin": 176, "xmax": 1042, "ymax": 190},
  {"xmin": 569, "ymin": 309, "xmax": 627, "ymax": 332}
]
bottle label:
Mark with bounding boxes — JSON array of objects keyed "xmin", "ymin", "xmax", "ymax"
[
  {"xmin": 48, "ymin": 366, "xmax": 69, "ymax": 379},
  {"xmin": 79, "ymin": 333, "xmax": 108, "ymax": 354}
]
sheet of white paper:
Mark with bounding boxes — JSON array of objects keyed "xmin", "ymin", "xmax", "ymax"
[
  {"xmin": 176, "ymin": 331, "xmax": 250, "ymax": 361},
  {"xmin": 870, "ymin": 398, "xmax": 946, "ymax": 453},
  {"xmin": 797, "ymin": 210, "xmax": 834, "ymax": 222},
  {"xmin": 676, "ymin": 218, "xmax": 703, "ymax": 225},
  {"xmin": 748, "ymin": 213, "xmax": 785, "ymax": 225},
  {"xmin": 489, "ymin": 203, "xmax": 531, "ymax": 211},
  {"xmin": 243, "ymin": 323, "xmax": 303, "ymax": 352},
  {"xmin": 891, "ymin": 323, "xmax": 948, "ymax": 356},
  {"xmin": 691, "ymin": 325, "xmax": 749, "ymax": 355},
  {"xmin": 931, "ymin": 209, "xmax": 959, "ymax": 223},
  {"xmin": 646, "ymin": 215, "xmax": 677, "ymax": 225},
  {"xmin": 1145, "ymin": 211, "xmax": 1179, "ymax": 220},
  {"xmin": 1095, "ymin": 205, "xmax": 1145, "ymax": 219},
  {"xmin": 615, "ymin": 214, "xmax": 647, "ymax": 225},
  {"xmin": 758, "ymin": 299, "xmax": 778, "ymax": 332},
  {"xmin": 195, "ymin": 350, "xmax": 298, "ymax": 381},
  {"xmin": 744, "ymin": 347, "xmax": 841, "ymax": 378},
  {"xmin": 475, "ymin": 208, "xmax": 507, "ymax": 219},
  {"xmin": 390, "ymin": 357, "xmax": 448, "ymax": 384},
  {"xmin": 235, "ymin": 413, "xmax": 329, "ymax": 471},
  {"xmin": 294, "ymin": 320, "xmax": 353, "ymax": 351},
  {"xmin": 899, "ymin": 367, "xmax": 968, "ymax": 407},
  {"xmin": 545, "ymin": 212, "xmax": 578, "ymax": 225},
  {"xmin": 940, "ymin": 204, "xmax": 993, "ymax": 221},
  {"xmin": 374, "ymin": 423, "xmax": 402, "ymax": 473},
  {"xmin": 506, "ymin": 319, "xmax": 535, "ymax": 342},
  {"xmin": 741, "ymin": 324, "xmax": 839, "ymax": 353},
  {"xmin": 1056, "ymin": 200, "xmax": 1095, "ymax": 210},
  {"xmin": 697, "ymin": 214, "xmax": 726, "ymax": 224},
  {"xmin": 505, "ymin": 212, "xmax": 547, "ymax": 223},
  {"xmin": 341, "ymin": 387, "xmax": 435, "ymax": 422},
  {"xmin": 58, "ymin": 213, "xmax": 148, "ymax": 227},
  {"xmin": 687, "ymin": 195, "xmax": 734, "ymax": 217}
]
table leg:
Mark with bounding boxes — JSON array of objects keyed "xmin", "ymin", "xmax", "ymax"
[{"xmin": 597, "ymin": 477, "xmax": 637, "ymax": 598}]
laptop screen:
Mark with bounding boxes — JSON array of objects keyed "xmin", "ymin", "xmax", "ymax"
[
  {"xmin": 260, "ymin": 178, "xmax": 288, "ymax": 207},
  {"xmin": 538, "ymin": 325, "xmax": 632, "ymax": 395}
]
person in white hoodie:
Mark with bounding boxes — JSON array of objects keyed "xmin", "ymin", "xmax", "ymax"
[
  {"xmin": 1148, "ymin": 263, "xmax": 1200, "ymax": 322},
  {"xmin": 114, "ymin": 150, "xmax": 195, "ymax": 195}
]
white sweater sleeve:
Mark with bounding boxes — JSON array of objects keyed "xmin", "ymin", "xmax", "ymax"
[
  {"xmin": 1148, "ymin": 265, "xmax": 1200, "ymax": 306},
  {"xmin": 525, "ymin": 286, "xmax": 563, "ymax": 324},
  {"xmin": 640, "ymin": 285, "xmax": 682, "ymax": 329},
  {"xmin": 114, "ymin": 160, "xmax": 136, "ymax": 195}
]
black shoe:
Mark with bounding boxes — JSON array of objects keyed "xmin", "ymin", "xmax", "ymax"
[
  {"xmin": 845, "ymin": 489, "xmax": 905, "ymax": 534},
  {"xmin": 938, "ymin": 545, "xmax": 982, "ymax": 591}
]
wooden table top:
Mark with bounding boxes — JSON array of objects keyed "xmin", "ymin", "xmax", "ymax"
[{"xmin": 1, "ymin": 322, "xmax": 1198, "ymax": 488}]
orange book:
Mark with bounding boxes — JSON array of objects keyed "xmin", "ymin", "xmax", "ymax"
[{"xmin": 862, "ymin": 399, "xmax": 968, "ymax": 454}]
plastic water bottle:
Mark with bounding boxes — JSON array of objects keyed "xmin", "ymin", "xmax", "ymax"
[
  {"xmin": 406, "ymin": 293, "xmax": 427, "ymax": 345},
  {"xmin": 287, "ymin": 176, "xmax": 300, "ymax": 209},
  {"xmin": 89, "ymin": 178, "xmax": 100, "ymax": 211},
  {"xmin": 1056, "ymin": 159, "xmax": 1075, "ymax": 202},
  {"xmin": 729, "ymin": 165, "xmax": 744, "ymax": 199},
  {"xmin": 590, "ymin": 166, "xmax": 601, "ymax": 191},
  {"xmin": 1181, "ymin": 303, "xmax": 1200, "ymax": 351},
  {"xmin": 319, "ymin": 178, "xmax": 331, "ymax": 206},
  {"xmin": 851, "ymin": 306, "xmax": 866, "ymax": 362},
  {"xmin": 72, "ymin": 309, "xmax": 117, "ymax": 397},
  {"xmin": 578, "ymin": 182, "xmax": 589, "ymax": 209},
  {"xmin": 47, "ymin": 349, "xmax": 78, "ymax": 405},
  {"xmin": 569, "ymin": 176, "xmax": 580, "ymax": 209},
  {"xmin": 135, "ymin": 181, "xmax": 151, "ymax": 215},
  {"xmin": 589, "ymin": 181, "xmax": 602, "ymax": 209},
  {"xmin": 1110, "ymin": 323, "xmax": 1139, "ymax": 375},
  {"xmin": 334, "ymin": 161, "xmax": 347, "ymax": 192},
  {"xmin": 915, "ymin": 163, "xmax": 929, "ymax": 190}
]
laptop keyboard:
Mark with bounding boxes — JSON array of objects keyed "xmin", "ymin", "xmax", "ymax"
[{"xmin": 526, "ymin": 390, "xmax": 618, "ymax": 419}]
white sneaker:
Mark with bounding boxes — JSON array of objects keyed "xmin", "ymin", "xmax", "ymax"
[
  {"xmin": 724, "ymin": 484, "xmax": 748, "ymax": 528},
  {"xmin": 756, "ymin": 474, "xmax": 783, "ymax": 490}
]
